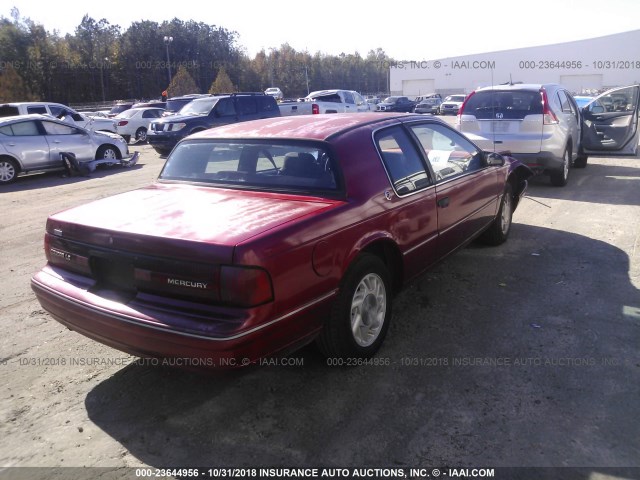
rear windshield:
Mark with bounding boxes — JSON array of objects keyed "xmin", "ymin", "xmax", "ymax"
[
  {"xmin": 463, "ymin": 90, "xmax": 542, "ymax": 119},
  {"xmin": 0, "ymin": 105, "xmax": 20, "ymax": 117},
  {"xmin": 159, "ymin": 141, "xmax": 339, "ymax": 192}
]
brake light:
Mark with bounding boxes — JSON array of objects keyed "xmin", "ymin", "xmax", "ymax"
[
  {"xmin": 457, "ymin": 90, "xmax": 475, "ymax": 116},
  {"xmin": 44, "ymin": 233, "xmax": 92, "ymax": 275},
  {"xmin": 541, "ymin": 89, "xmax": 559, "ymax": 125},
  {"xmin": 219, "ymin": 266, "xmax": 273, "ymax": 307},
  {"xmin": 117, "ymin": 120, "xmax": 129, "ymax": 126},
  {"xmin": 312, "ymin": 103, "xmax": 320, "ymax": 114}
]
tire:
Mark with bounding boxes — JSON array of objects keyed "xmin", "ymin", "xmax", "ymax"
[
  {"xmin": 479, "ymin": 183, "xmax": 514, "ymax": 245},
  {"xmin": 134, "ymin": 127, "xmax": 147, "ymax": 142},
  {"xmin": 317, "ymin": 254, "xmax": 392, "ymax": 359},
  {"xmin": 0, "ymin": 157, "xmax": 19, "ymax": 184},
  {"xmin": 95, "ymin": 145, "xmax": 119, "ymax": 160},
  {"xmin": 550, "ymin": 146, "xmax": 570, "ymax": 187},
  {"xmin": 573, "ymin": 155, "xmax": 588, "ymax": 168}
]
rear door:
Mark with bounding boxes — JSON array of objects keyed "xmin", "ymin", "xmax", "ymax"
[
  {"xmin": 581, "ymin": 85, "xmax": 640, "ymax": 155},
  {"xmin": 0, "ymin": 120, "xmax": 51, "ymax": 169}
]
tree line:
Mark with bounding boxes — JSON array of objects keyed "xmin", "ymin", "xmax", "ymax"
[{"xmin": 0, "ymin": 8, "xmax": 394, "ymax": 104}]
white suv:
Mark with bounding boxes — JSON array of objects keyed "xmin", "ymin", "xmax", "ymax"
[{"xmin": 456, "ymin": 84, "xmax": 581, "ymax": 186}]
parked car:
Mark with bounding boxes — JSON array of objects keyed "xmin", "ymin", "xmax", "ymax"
[
  {"xmin": 132, "ymin": 100, "xmax": 167, "ymax": 109},
  {"xmin": 439, "ymin": 94, "xmax": 467, "ymax": 115},
  {"xmin": 376, "ymin": 96, "xmax": 416, "ymax": 112},
  {"xmin": 573, "ymin": 96, "xmax": 594, "ymax": 108},
  {"xmin": 279, "ymin": 90, "xmax": 371, "ymax": 115},
  {"xmin": 456, "ymin": 84, "xmax": 640, "ymax": 185},
  {"xmin": 0, "ymin": 114, "xmax": 133, "ymax": 184},
  {"xmin": 31, "ymin": 112, "xmax": 532, "ymax": 367},
  {"xmin": 0, "ymin": 102, "xmax": 117, "ymax": 133},
  {"xmin": 147, "ymin": 93, "xmax": 280, "ymax": 155},
  {"xmin": 107, "ymin": 102, "xmax": 134, "ymax": 118},
  {"xmin": 114, "ymin": 107, "xmax": 165, "ymax": 143},
  {"xmin": 414, "ymin": 98, "xmax": 442, "ymax": 114},
  {"xmin": 264, "ymin": 87, "xmax": 283, "ymax": 100},
  {"xmin": 163, "ymin": 94, "xmax": 212, "ymax": 116},
  {"xmin": 414, "ymin": 93, "xmax": 442, "ymax": 103}
]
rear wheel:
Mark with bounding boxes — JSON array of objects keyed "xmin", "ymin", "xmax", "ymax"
[
  {"xmin": 550, "ymin": 147, "xmax": 570, "ymax": 187},
  {"xmin": 317, "ymin": 254, "xmax": 392, "ymax": 359},
  {"xmin": 0, "ymin": 157, "xmax": 19, "ymax": 184},
  {"xmin": 135, "ymin": 127, "xmax": 147, "ymax": 142},
  {"xmin": 479, "ymin": 183, "xmax": 513, "ymax": 245}
]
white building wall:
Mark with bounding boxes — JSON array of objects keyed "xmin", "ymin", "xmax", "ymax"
[{"xmin": 390, "ymin": 30, "xmax": 640, "ymax": 96}]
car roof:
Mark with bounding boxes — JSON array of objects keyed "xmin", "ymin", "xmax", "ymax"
[
  {"xmin": 475, "ymin": 83, "xmax": 561, "ymax": 92},
  {"xmin": 0, "ymin": 113, "xmax": 86, "ymax": 127},
  {"xmin": 189, "ymin": 112, "xmax": 443, "ymax": 141}
]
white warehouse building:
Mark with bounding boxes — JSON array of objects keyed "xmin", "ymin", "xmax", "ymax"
[{"xmin": 389, "ymin": 30, "xmax": 640, "ymax": 97}]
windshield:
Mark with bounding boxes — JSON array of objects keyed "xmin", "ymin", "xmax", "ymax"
[
  {"xmin": 160, "ymin": 140, "xmax": 339, "ymax": 192},
  {"xmin": 383, "ymin": 97, "xmax": 400, "ymax": 103},
  {"xmin": 445, "ymin": 95, "xmax": 466, "ymax": 102},
  {"xmin": 180, "ymin": 98, "xmax": 218, "ymax": 115},
  {"xmin": 109, "ymin": 104, "xmax": 131, "ymax": 115}
]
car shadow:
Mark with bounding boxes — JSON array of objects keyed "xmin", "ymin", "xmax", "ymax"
[
  {"xmin": 525, "ymin": 160, "xmax": 640, "ymax": 206},
  {"xmin": 2, "ymin": 163, "xmax": 145, "ymax": 193},
  {"xmin": 83, "ymin": 225, "xmax": 640, "ymax": 469}
]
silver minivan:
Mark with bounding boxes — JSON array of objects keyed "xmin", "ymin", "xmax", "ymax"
[{"xmin": 456, "ymin": 83, "xmax": 640, "ymax": 186}]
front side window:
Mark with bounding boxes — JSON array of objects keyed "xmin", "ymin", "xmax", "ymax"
[
  {"xmin": 160, "ymin": 141, "xmax": 338, "ymax": 192},
  {"xmin": 375, "ymin": 126, "xmax": 430, "ymax": 195},
  {"xmin": 26, "ymin": 105, "xmax": 47, "ymax": 115},
  {"xmin": 409, "ymin": 123, "xmax": 484, "ymax": 182},
  {"xmin": 42, "ymin": 121, "xmax": 82, "ymax": 135}
]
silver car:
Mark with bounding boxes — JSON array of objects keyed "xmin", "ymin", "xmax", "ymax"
[
  {"xmin": 456, "ymin": 84, "xmax": 582, "ymax": 186},
  {"xmin": 0, "ymin": 114, "xmax": 132, "ymax": 184}
]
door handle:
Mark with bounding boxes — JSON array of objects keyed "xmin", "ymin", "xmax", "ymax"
[{"xmin": 437, "ymin": 197, "xmax": 450, "ymax": 208}]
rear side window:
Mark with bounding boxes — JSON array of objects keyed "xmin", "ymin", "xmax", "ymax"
[
  {"xmin": 26, "ymin": 105, "xmax": 47, "ymax": 114},
  {"xmin": 0, "ymin": 121, "xmax": 40, "ymax": 136},
  {"xmin": 463, "ymin": 90, "xmax": 542, "ymax": 119},
  {"xmin": 557, "ymin": 90, "xmax": 573, "ymax": 113},
  {"xmin": 0, "ymin": 105, "xmax": 20, "ymax": 117},
  {"xmin": 236, "ymin": 97, "xmax": 257, "ymax": 115},
  {"xmin": 375, "ymin": 126, "xmax": 430, "ymax": 195}
]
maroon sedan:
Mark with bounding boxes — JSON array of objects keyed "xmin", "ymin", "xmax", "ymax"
[{"xmin": 31, "ymin": 113, "xmax": 532, "ymax": 367}]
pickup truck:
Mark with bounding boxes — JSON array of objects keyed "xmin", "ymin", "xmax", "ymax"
[
  {"xmin": 375, "ymin": 96, "xmax": 417, "ymax": 112},
  {"xmin": 147, "ymin": 93, "xmax": 280, "ymax": 155},
  {"xmin": 0, "ymin": 101, "xmax": 117, "ymax": 132},
  {"xmin": 279, "ymin": 89, "xmax": 371, "ymax": 116}
]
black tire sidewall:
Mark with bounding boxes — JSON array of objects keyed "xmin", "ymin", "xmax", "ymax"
[{"xmin": 322, "ymin": 254, "xmax": 392, "ymax": 359}]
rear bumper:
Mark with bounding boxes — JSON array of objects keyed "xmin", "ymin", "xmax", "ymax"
[
  {"xmin": 504, "ymin": 151, "xmax": 563, "ymax": 173},
  {"xmin": 31, "ymin": 265, "xmax": 332, "ymax": 368}
]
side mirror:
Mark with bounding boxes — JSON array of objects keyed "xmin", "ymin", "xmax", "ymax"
[
  {"xmin": 486, "ymin": 152, "xmax": 505, "ymax": 166},
  {"xmin": 589, "ymin": 105, "xmax": 605, "ymax": 114}
]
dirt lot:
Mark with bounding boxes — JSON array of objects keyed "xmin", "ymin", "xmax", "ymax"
[{"xmin": 1, "ymin": 135, "xmax": 639, "ymax": 478}]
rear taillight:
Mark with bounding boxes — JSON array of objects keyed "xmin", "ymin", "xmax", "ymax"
[
  {"xmin": 117, "ymin": 120, "xmax": 129, "ymax": 126},
  {"xmin": 219, "ymin": 266, "xmax": 273, "ymax": 307},
  {"xmin": 44, "ymin": 233, "xmax": 92, "ymax": 276},
  {"xmin": 457, "ymin": 90, "xmax": 475, "ymax": 117},
  {"xmin": 541, "ymin": 89, "xmax": 559, "ymax": 125},
  {"xmin": 312, "ymin": 103, "xmax": 320, "ymax": 114}
]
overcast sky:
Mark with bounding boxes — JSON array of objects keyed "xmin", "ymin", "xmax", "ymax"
[{"xmin": 2, "ymin": 0, "xmax": 639, "ymax": 60}]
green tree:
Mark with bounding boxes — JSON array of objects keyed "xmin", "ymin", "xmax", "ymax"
[
  {"xmin": 0, "ymin": 64, "xmax": 33, "ymax": 101},
  {"xmin": 208, "ymin": 66, "xmax": 235, "ymax": 93},
  {"xmin": 168, "ymin": 65, "xmax": 199, "ymax": 97}
]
